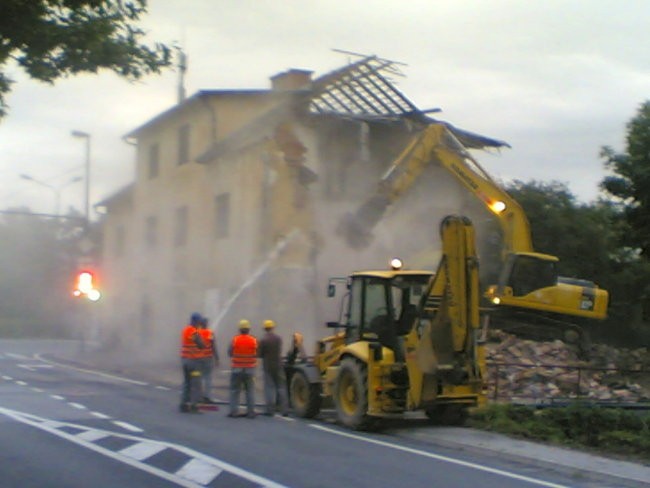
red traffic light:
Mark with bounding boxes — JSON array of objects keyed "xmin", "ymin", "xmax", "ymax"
[{"xmin": 73, "ymin": 270, "xmax": 101, "ymax": 301}]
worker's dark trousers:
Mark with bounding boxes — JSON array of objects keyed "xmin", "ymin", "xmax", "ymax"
[
  {"xmin": 263, "ymin": 369, "xmax": 289, "ymax": 415},
  {"xmin": 229, "ymin": 368, "xmax": 255, "ymax": 415},
  {"xmin": 181, "ymin": 358, "xmax": 203, "ymax": 405}
]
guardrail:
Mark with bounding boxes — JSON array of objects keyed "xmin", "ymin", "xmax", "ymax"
[{"xmin": 487, "ymin": 361, "xmax": 650, "ymax": 406}]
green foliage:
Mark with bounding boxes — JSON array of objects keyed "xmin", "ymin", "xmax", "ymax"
[
  {"xmin": 600, "ymin": 100, "xmax": 650, "ymax": 328},
  {"xmin": 469, "ymin": 403, "xmax": 650, "ymax": 459},
  {"xmin": 0, "ymin": 0, "xmax": 172, "ymax": 117}
]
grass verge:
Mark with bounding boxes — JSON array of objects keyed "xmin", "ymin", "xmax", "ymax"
[{"xmin": 468, "ymin": 403, "xmax": 650, "ymax": 462}]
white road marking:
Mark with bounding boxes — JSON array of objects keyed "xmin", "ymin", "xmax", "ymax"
[
  {"xmin": 120, "ymin": 441, "xmax": 167, "ymax": 461},
  {"xmin": 6, "ymin": 353, "xmax": 29, "ymax": 359},
  {"xmin": 155, "ymin": 385, "xmax": 171, "ymax": 391},
  {"xmin": 35, "ymin": 354, "xmax": 149, "ymax": 386},
  {"xmin": 50, "ymin": 395, "xmax": 65, "ymax": 400},
  {"xmin": 31, "ymin": 387, "xmax": 44, "ymax": 392},
  {"xmin": 77, "ymin": 430, "xmax": 110, "ymax": 442},
  {"xmin": 176, "ymin": 458, "xmax": 223, "ymax": 485},
  {"xmin": 2, "ymin": 375, "xmax": 13, "ymax": 380},
  {"xmin": 68, "ymin": 402, "xmax": 87, "ymax": 410},
  {"xmin": 0, "ymin": 407, "xmax": 289, "ymax": 488},
  {"xmin": 90, "ymin": 411, "xmax": 111, "ymax": 419},
  {"xmin": 15, "ymin": 380, "xmax": 27, "ymax": 386},
  {"xmin": 310, "ymin": 424, "xmax": 571, "ymax": 488},
  {"xmin": 18, "ymin": 363, "xmax": 53, "ymax": 372},
  {"xmin": 112, "ymin": 421, "xmax": 144, "ymax": 433}
]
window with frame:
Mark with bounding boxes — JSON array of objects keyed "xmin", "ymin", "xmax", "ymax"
[
  {"xmin": 148, "ymin": 143, "xmax": 159, "ymax": 179},
  {"xmin": 145, "ymin": 216, "xmax": 157, "ymax": 249},
  {"xmin": 214, "ymin": 193, "xmax": 230, "ymax": 239},
  {"xmin": 178, "ymin": 124, "xmax": 190, "ymax": 165},
  {"xmin": 174, "ymin": 206, "xmax": 188, "ymax": 247}
]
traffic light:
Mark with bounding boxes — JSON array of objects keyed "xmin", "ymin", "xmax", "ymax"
[{"xmin": 73, "ymin": 270, "xmax": 101, "ymax": 301}]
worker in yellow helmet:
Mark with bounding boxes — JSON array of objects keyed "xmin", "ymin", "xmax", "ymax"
[
  {"xmin": 227, "ymin": 319, "xmax": 257, "ymax": 418},
  {"xmin": 258, "ymin": 319, "xmax": 289, "ymax": 416}
]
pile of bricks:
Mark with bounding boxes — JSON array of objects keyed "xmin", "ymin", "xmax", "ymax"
[{"xmin": 485, "ymin": 330, "xmax": 650, "ymax": 403}]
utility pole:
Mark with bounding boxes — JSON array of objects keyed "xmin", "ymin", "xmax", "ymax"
[{"xmin": 71, "ymin": 130, "xmax": 91, "ymax": 230}]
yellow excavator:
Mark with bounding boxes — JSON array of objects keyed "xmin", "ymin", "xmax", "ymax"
[
  {"xmin": 286, "ymin": 215, "xmax": 486, "ymax": 430},
  {"xmin": 337, "ymin": 123, "xmax": 608, "ymax": 356}
]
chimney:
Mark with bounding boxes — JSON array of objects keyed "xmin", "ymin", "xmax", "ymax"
[{"xmin": 270, "ymin": 69, "xmax": 313, "ymax": 91}]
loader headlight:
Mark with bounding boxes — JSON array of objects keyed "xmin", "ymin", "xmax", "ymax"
[
  {"xmin": 390, "ymin": 257, "xmax": 403, "ymax": 270},
  {"xmin": 491, "ymin": 297, "xmax": 501, "ymax": 305}
]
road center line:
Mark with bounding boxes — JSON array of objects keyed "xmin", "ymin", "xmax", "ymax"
[
  {"xmin": 50, "ymin": 395, "xmax": 65, "ymax": 400},
  {"xmin": 112, "ymin": 420, "xmax": 144, "ymax": 433},
  {"xmin": 68, "ymin": 402, "xmax": 87, "ymax": 410},
  {"xmin": 35, "ymin": 354, "xmax": 149, "ymax": 386},
  {"xmin": 90, "ymin": 411, "xmax": 111, "ymax": 419},
  {"xmin": 309, "ymin": 424, "xmax": 571, "ymax": 488}
]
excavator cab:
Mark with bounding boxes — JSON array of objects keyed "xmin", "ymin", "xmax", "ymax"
[{"xmin": 497, "ymin": 252, "xmax": 559, "ymax": 297}]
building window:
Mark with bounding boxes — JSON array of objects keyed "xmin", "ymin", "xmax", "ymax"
[
  {"xmin": 214, "ymin": 193, "xmax": 230, "ymax": 239},
  {"xmin": 145, "ymin": 216, "xmax": 157, "ymax": 249},
  {"xmin": 178, "ymin": 124, "xmax": 190, "ymax": 165},
  {"xmin": 148, "ymin": 143, "xmax": 159, "ymax": 179},
  {"xmin": 114, "ymin": 225, "xmax": 125, "ymax": 257},
  {"xmin": 174, "ymin": 206, "xmax": 188, "ymax": 247}
]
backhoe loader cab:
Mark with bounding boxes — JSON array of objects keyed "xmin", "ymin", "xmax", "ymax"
[{"xmin": 328, "ymin": 270, "xmax": 431, "ymax": 350}]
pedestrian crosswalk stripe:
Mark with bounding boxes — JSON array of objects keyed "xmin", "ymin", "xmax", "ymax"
[
  {"xmin": 176, "ymin": 458, "xmax": 223, "ymax": 485},
  {"xmin": 77, "ymin": 430, "xmax": 110, "ymax": 442},
  {"xmin": 120, "ymin": 441, "xmax": 167, "ymax": 461}
]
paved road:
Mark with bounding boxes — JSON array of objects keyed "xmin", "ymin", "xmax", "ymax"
[{"xmin": 0, "ymin": 339, "xmax": 648, "ymax": 488}]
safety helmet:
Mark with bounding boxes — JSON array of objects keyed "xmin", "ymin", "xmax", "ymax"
[
  {"xmin": 263, "ymin": 319, "xmax": 276, "ymax": 329},
  {"xmin": 238, "ymin": 319, "xmax": 251, "ymax": 330},
  {"xmin": 190, "ymin": 312, "xmax": 202, "ymax": 324}
]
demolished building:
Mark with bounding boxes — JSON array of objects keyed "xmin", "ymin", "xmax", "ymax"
[{"xmin": 97, "ymin": 55, "xmax": 508, "ymax": 358}]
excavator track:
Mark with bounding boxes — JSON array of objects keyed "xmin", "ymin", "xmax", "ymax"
[{"xmin": 488, "ymin": 309, "xmax": 591, "ymax": 360}]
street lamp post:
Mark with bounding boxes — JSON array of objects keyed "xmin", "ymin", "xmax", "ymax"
[
  {"xmin": 71, "ymin": 130, "xmax": 91, "ymax": 229},
  {"xmin": 20, "ymin": 174, "xmax": 83, "ymax": 216}
]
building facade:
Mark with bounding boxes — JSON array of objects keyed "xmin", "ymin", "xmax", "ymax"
[{"xmin": 97, "ymin": 56, "xmax": 507, "ymax": 358}]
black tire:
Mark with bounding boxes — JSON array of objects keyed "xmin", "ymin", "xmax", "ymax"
[
  {"xmin": 333, "ymin": 358, "xmax": 374, "ymax": 430},
  {"xmin": 425, "ymin": 405, "xmax": 468, "ymax": 426},
  {"xmin": 289, "ymin": 370, "xmax": 321, "ymax": 418}
]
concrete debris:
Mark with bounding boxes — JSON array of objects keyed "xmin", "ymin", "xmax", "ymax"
[{"xmin": 486, "ymin": 330, "xmax": 650, "ymax": 403}]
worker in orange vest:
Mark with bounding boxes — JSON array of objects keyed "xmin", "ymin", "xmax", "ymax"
[
  {"xmin": 227, "ymin": 319, "xmax": 258, "ymax": 418},
  {"xmin": 198, "ymin": 317, "xmax": 219, "ymax": 404},
  {"xmin": 180, "ymin": 312, "xmax": 205, "ymax": 413}
]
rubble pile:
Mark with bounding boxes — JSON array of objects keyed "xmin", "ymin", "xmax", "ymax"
[{"xmin": 486, "ymin": 330, "xmax": 650, "ymax": 403}]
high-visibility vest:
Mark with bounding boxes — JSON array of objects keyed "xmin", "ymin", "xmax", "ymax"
[
  {"xmin": 231, "ymin": 334, "xmax": 257, "ymax": 368},
  {"xmin": 197, "ymin": 329, "xmax": 214, "ymax": 359},
  {"xmin": 180, "ymin": 325, "xmax": 203, "ymax": 359}
]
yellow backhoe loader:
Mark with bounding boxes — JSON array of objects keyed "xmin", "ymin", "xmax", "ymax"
[
  {"xmin": 337, "ymin": 123, "xmax": 608, "ymax": 356},
  {"xmin": 286, "ymin": 215, "xmax": 486, "ymax": 430}
]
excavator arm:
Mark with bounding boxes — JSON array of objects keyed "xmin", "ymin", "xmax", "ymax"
[{"xmin": 338, "ymin": 123, "xmax": 534, "ymax": 255}]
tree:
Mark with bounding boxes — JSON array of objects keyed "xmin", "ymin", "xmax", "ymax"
[
  {"xmin": 600, "ymin": 101, "xmax": 650, "ymax": 257},
  {"xmin": 0, "ymin": 0, "xmax": 172, "ymax": 117},
  {"xmin": 600, "ymin": 100, "xmax": 650, "ymax": 332}
]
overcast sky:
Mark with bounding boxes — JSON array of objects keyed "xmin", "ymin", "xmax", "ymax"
[{"xmin": 1, "ymin": 0, "xmax": 648, "ymax": 216}]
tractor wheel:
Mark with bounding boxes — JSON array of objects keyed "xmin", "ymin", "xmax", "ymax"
[
  {"xmin": 289, "ymin": 370, "xmax": 321, "ymax": 418},
  {"xmin": 333, "ymin": 358, "xmax": 374, "ymax": 430}
]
